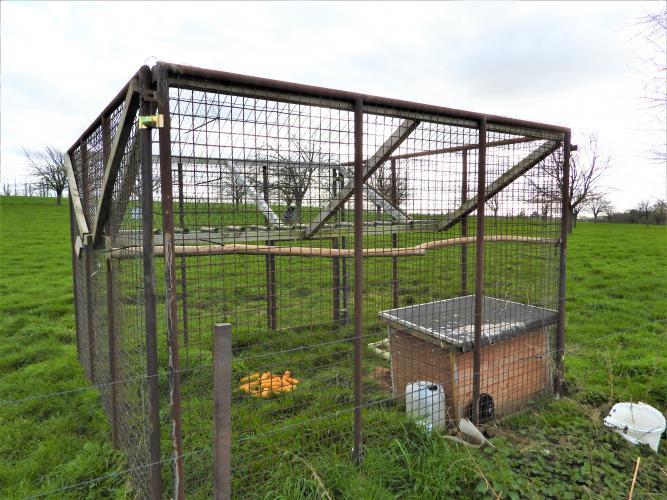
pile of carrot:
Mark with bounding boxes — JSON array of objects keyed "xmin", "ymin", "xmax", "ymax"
[{"xmin": 238, "ymin": 370, "xmax": 300, "ymax": 398}]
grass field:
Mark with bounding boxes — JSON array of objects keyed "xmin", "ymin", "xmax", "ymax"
[{"xmin": 0, "ymin": 195, "xmax": 665, "ymax": 498}]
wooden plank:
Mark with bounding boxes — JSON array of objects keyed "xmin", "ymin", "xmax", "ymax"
[
  {"xmin": 64, "ymin": 153, "xmax": 89, "ymax": 236},
  {"xmin": 91, "ymin": 79, "xmax": 140, "ymax": 246},
  {"xmin": 438, "ymin": 140, "xmax": 561, "ymax": 231},
  {"xmin": 111, "ymin": 235, "xmax": 558, "ymax": 259},
  {"xmin": 304, "ymin": 119, "xmax": 420, "ymax": 237}
]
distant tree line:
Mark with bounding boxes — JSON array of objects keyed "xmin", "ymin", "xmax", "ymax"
[
  {"xmin": 581, "ymin": 198, "xmax": 666, "ymax": 226},
  {"xmin": 1, "ymin": 179, "xmax": 61, "ymax": 198}
]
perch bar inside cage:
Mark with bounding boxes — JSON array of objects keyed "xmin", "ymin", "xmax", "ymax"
[{"xmin": 110, "ymin": 235, "xmax": 557, "ymax": 259}]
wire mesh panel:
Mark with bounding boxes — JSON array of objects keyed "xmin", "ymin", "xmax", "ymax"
[
  {"xmin": 66, "ymin": 62, "xmax": 569, "ymax": 498},
  {"xmin": 68, "ymin": 97, "xmax": 153, "ymax": 496}
]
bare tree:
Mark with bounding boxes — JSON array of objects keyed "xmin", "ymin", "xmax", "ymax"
[
  {"xmin": 368, "ymin": 163, "xmax": 408, "ymax": 207},
  {"xmin": 603, "ymin": 201, "xmax": 614, "ymax": 222},
  {"xmin": 2, "ymin": 183, "xmax": 11, "ymax": 196},
  {"xmin": 266, "ymin": 133, "xmax": 332, "ymax": 223},
  {"xmin": 218, "ymin": 169, "xmax": 254, "ymax": 208},
  {"xmin": 531, "ymin": 134, "xmax": 609, "ymax": 232},
  {"xmin": 24, "ymin": 146, "xmax": 68, "ymax": 205},
  {"xmin": 653, "ymin": 199, "xmax": 666, "ymax": 225},
  {"xmin": 486, "ymin": 197, "xmax": 500, "ymax": 218},
  {"xmin": 637, "ymin": 200, "xmax": 652, "ymax": 226},
  {"xmin": 587, "ymin": 194, "xmax": 610, "ymax": 223},
  {"xmin": 631, "ymin": 10, "xmax": 667, "ymax": 162}
]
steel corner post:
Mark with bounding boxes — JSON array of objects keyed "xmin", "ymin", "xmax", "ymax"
[
  {"xmin": 472, "ymin": 117, "xmax": 487, "ymax": 426},
  {"xmin": 353, "ymin": 97, "xmax": 364, "ymax": 464},
  {"xmin": 154, "ymin": 62, "xmax": 186, "ymax": 500},
  {"xmin": 555, "ymin": 131, "xmax": 571, "ymax": 398},
  {"xmin": 213, "ymin": 323, "xmax": 232, "ymax": 500},
  {"xmin": 139, "ymin": 64, "xmax": 162, "ymax": 500}
]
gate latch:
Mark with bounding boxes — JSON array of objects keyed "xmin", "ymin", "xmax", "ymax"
[{"xmin": 138, "ymin": 114, "xmax": 164, "ymax": 129}]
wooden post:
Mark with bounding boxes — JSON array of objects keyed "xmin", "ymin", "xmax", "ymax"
[{"xmin": 213, "ymin": 323, "xmax": 232, "ymax": 500}]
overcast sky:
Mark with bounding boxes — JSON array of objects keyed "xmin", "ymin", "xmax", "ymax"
[{"xmin": 1, "ymin": 1, "xmax": 665, "ymax": 211}]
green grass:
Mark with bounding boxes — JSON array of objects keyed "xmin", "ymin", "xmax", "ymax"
[{"xmin": 1, "ymin": 196, "xmax": 665, "ymax": 498}]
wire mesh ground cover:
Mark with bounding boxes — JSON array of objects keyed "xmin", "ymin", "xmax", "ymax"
[{"xmin": 65, "ymin": 62, "xmax": 569, "ymax": 497}]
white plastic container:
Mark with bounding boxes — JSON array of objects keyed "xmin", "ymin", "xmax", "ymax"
[
  {"xmin": 405, "ymin": 381, "xmax": 446, "ymax": 431},
  {"xmin": 603, "ymin": 402, "xmax": 665, "ymax": 452}
]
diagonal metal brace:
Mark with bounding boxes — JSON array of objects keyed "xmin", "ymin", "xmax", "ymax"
[
  {"xmin": 437, "ymin": 139, "xmax": 561, "ymax": 231},
  {"xmin": 305, "ymin": 119, "xmax": 419, "ymax": 237},
  {"xmin": 91, "ymin": 79, "xmax": 140, "ymax": 246},
  {"xmin": 64, "ymin": 152, "xmax": 90, "ymax": 239}
]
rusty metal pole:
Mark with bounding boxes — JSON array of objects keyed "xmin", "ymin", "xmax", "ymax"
[
  {"xmin": 332, "ymin": 237, "xmax": 341, "ymax": 323},
  {"xmin": 460, "ymin": 150, "xmax": 469, "ymax": 296},
  {"xmin": 352, "ymin": 98, "xmax": 364, "ymax": 464},
  {"xmin": 265, "ymin": 243, "xmax": 277, "ymax": 330},
  {"xmin": 341, "ymin": 235, "xmax": 349, "ymax": 325},
  {"xmin": 177, "ymin": 160, "xmax": 189, "ymax": 346},
  {"xmin": 554, "ymin": 132, "xmax": 571, "ymax": 398},
  {"xmin": 139, "ymin": 66, "xmax": 162, "ymax": 500},
  {"xmin": 154, "ymin": 63, "xmax": 186, "ymax": 499},
  {"xmin": 332, "ymin": 170, "xmax": 341, "ymax": 323},
  {"xmin": 390, "ymin": 159, "xmax": 399, "ymax": 309},
  {"xmin": 102, "ymin": 114, "xmax": 120, "ymax": 449},
  {"xmin": 472, "ymin": 117, "xmax": 487, "ymax": 426},
  {"xmin": 213, "ymin": 323, "xmax": 232, "ymax": 500}
]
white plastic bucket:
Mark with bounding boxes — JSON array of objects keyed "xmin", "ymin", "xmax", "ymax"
[
  {"xmin": 405, "ymin": 381, "xmax": 446, "ymax": 431},
  {"xmin": 603, "ymin": 402, "xmax": 665, "ymax": 452}
]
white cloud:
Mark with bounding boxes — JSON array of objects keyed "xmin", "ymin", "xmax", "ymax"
[{"xmin": 1, "ymin": 0, "xmax": 664, "ymax": 209}]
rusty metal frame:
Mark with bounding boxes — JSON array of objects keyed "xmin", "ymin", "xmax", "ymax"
[{"xmin": 66, "ymin": 61, "xmax": 572, "ymax": 497}]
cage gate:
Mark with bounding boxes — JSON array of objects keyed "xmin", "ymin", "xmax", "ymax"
[{"xmin": 66, "ymin": 62, "xmax": 571, "ymax": 498}]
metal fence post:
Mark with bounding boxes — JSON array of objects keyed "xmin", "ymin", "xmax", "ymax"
[
  {"xmin": 332, "ymin": 237, "xmax": 341, "ymax": 323},
  {"xmin": 390, "ymin": 158, "xmax": 399, "ymax": 309},
  {"xmin": 101, "ymin": 114, "xmax": 120, "ymax": 449},
  {"xmin": 263, "ymin": 166, "xmax": 277, "ymax": 330},
  {"xmin": 213, "ymin": 323, "xmax": 232, "ymax": 500},
  {"xmin": 84, "ymin": 235, "xmax": 96, "ymax": 384},
  {"xmin": 68, "ymin": 197, "xmax": 82, "ymax": 362},
  {"xmin": 555, "ymin": 131, "xmax": 571, "ymax": 398},
  {"xmin": 154, "ymin": 62, "xmax": 186, "ymax": 499},
  {"xmin": 460, "ymin": 150, "xmax": 469, "ymax": 296},
  {"xmin": 139, "ymin": 65, "xmax": 163, "ymax": 500},
  {"xmin": 472, "ymin": 117, "xmax": 487, "ymax": 425},
  {"xmin": 352, "ymin": 97, "xmax": 364, "ymax": 464}
]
